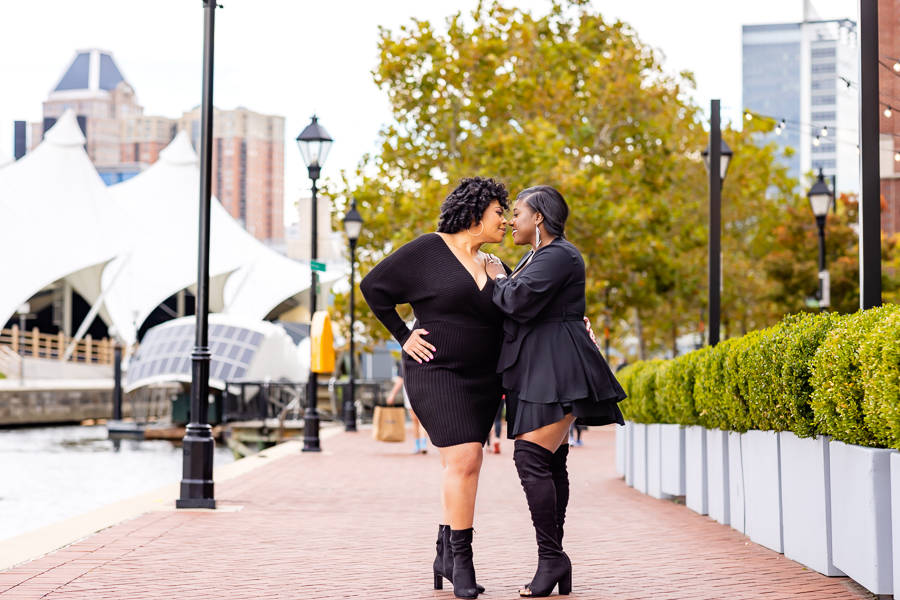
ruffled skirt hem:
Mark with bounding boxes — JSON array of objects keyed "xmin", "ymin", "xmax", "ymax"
[{"xmin": 505, "ymin": 388, "xmax": 624, "ymax": 439}]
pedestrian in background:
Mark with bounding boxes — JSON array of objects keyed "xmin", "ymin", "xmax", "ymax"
[{"xmin": 385, "ymin": 351, "xmax": 427, "ymax": 454}]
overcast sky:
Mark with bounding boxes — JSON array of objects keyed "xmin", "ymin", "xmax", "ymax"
[{"xmin": 0, "ymin": 0, "xmax": 857, "ymax": 226}]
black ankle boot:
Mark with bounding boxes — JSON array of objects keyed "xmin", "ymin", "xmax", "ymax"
[
  {"xmin": 514, "ymin": 440, "xmax": 573, "ymax": 597},
  {"xmin": 442, "ymin": 526, "xmax": 485, "ymax": 593},
  {"xmin": 434, "ymin": 525, "xmax": 445, "ymax": 589},
  {"xmin": 550, "ymin": 444, "xmax": 570, "ymax": 547},
  {"xmin": 449, "ymin": 528, "xmax": 479, "ymax": 599}
]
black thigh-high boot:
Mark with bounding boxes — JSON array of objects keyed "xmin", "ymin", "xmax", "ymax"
[
  {"xmin": 550, "ymin": 444, "xmax": 570, "ymax": 547},
  {"xmin": 441, "ymin": 525, "xmax": 485, "ymax": 593},
  {"xmin": 514, "ymin": 440, "xmax": 572, "ymax": 597},
  {"xmin": 449, "ymin": 528, "xmax": 479, "ymax": 599}
]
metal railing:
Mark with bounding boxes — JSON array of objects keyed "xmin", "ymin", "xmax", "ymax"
[
  {"xmin": 0, "ymin": 327, "xmax": 113, "ymax": 364},
  {"xmin": 222, "ymin": 381, "xmax": 307, "ymax": 423}
]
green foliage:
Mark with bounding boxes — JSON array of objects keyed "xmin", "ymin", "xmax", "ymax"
[
  {"xmin": 740, "ymin": 324, "xmax": 788, "ymax": 432},
  {"xmin": 723, "ymin": 331, "xmax": 763, "ymax": 433},
  {"xmin": 617, "ymin": 360, "xmax": 664, "ymax": 424},
  {"xmin": 778, "ymin": 312, "xmax": 844, "ymax": 437},
  {"xmin": 810, "ymin": 304, "xmax": 900, "ymax": 446},
  {"xmin": 860, "ymin": 310, "xmax": 900, "ymax": 449},
  {"xmin": 694, "ymin": 338, "xmax": 740, "ymax": 431},
  {"xmin": 616, "ymin": 363, "xmax": 641, "ymax": 422},
  {"xmin": 657, "ymin": 347, "xmax": 707, "ymax": 426}
]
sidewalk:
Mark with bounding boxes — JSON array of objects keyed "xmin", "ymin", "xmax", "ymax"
[{"xmin": 0, "ymin": 428, "xmax": 872, "ymax": 599}]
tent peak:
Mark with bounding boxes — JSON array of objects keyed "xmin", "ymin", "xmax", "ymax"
[
  {"xmin": 159, "ymin": 130, "xmax": 198, "ymax": 166},
  {"xmin": 44, "ymin": 109, "xmax": 86, "ymax": 148}
]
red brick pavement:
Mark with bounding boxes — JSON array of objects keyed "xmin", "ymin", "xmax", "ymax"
[{"xmin": 0, "ymin": 428, "xmax": 874, "ymax": 600}]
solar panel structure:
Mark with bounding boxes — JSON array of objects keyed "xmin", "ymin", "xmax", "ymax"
[{"xmin": 128, "ymin": 323, "xmax": 263, "ymax": 386}]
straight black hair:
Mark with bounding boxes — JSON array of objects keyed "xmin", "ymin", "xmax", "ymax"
[{"xmin": 518, "ymin": 185, "xmax": 568, "ymax": 239}]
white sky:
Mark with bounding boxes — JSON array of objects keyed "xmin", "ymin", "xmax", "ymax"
[{"xmin": 0, "ymin": 0, "xmax": 856, "ymax": 226}]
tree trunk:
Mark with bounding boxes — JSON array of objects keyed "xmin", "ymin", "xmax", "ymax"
[{"xmin": 634, "ymin": 308, "xmax": 647, "ymax": 361}]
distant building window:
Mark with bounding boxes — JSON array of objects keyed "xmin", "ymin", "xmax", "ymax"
[
  {"xmin": 812, "ymin": 95, "xmax": 836, "ymax": 106},
  {"xmin": 812, "ymin": 63, "xmax": 836, "ymax": 74},
  {"xmin": 812, "ymin": 143, "xmax": 836, "ymax": 153},
  {"xmin": 812, "ymin": 159, "xmax": 836, "ymax": 170},
  {"xmin": 812, "ymin": 111, "xmax": 836, "ymax": 122},
  {"xmin": 811, "ymin": 47, "xmax": 836, "ymax": 59}
]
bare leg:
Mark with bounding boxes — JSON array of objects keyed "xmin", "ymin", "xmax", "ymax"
[
  {"xmin": 516, "ymin": 414, "xmax": 576, "ymax": 453},
  {"xmin": 437, "ymin": 442, "xmax": 484, "ymax": 529},
  {"xmin": 439, "ymin": 452, "xmax": 450, "ymax": 524}
]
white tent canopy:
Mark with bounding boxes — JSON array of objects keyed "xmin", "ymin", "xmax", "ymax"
[
  {"xmin": 0, "ymin": 110, "xmax": 129, "ymax": 329},
  {"xmin": 105, "ymin": 131, "xmax": 330, "ymax": 344}
]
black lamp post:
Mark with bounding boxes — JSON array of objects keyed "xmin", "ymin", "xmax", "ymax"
[
  {"xmin": 177, "ymin": 0, "xmax": 220, "ymax": 510},
  {"xmin": 701, "ymin": 99, "xmax": 733, "ymax": 347},
  {"xmin": 342, "ymin": 199, "xmax": 363, "ymax": 432},
  {"xmin": 112, "ymin": 328, "xmax": 123, "ymax": 422},
  {"xmin": 296, "ymin": 115, "xmax": 333, "ymax": 452},
  {"xmin": 807, "ymin": 169, "xmax": 834, "ymax": 308}
]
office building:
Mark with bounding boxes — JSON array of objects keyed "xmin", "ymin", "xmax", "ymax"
[
  {"xmin": 743, "ymin": 5, "xmax": 859, "ymax": 192},
  {"xmin": 880, "ymin": 0, "xmax": 900, "ymax": 236}
]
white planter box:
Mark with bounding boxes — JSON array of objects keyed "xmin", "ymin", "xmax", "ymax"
[
  {"xmin": 647, "ymin": 424, "xmax": 671, "ymax": 500},
  {"xmin": 624, "ymin": 421, "xmax": 634, "ymax": 487},
  {"xmin": 660, "ymin": 424, "xmax": 686, "ymax": 497},
  {"xmin": 633, "ymin": 423, "xmax": 648, "ymax": 494},
  {"xmin": 615, "ymin": 423, "xmax": 625, "ymax": 476},
  {"xmin": 707, "ymin": 428, "xmax": 730, "ymax": 525},
  {"xmin": 728, "ymin": 432, "xmax": 745, "ymax": 534},
  {"xmin": 743, "ymin": 430, "xmax": 783, "ymax": 553},
  {"xmin": 780, "ymin": 432, "xmax": 843, "ymax": 576},
  {"xmin": 892, "ymin": 452, "xmax": 900, "ymax": 595},
  {"xmin": 685, "ymin": 426, "xmax": 708, "ymax": 515},
  {"xmin": 830, "ymin": 440, "xmax": 893, "ymax": 595}
]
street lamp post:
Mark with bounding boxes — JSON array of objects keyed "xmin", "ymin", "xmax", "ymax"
[
  {"xmin": 111, "ymin": 327, "xmax": 123, "ymax": 422},
  {"xmin": 342, "ymin": 200, "xmax": 363, "ymax": 432},
  {"xmin": 177, "ymin": 0, "xmax": 220, "ymax": 510},
  {"xmin": 807, "ymin": 169, "xmax": 834, "ymax": 309},
  {"xmin": 701, "ymin": 99, "xmax": 733, "ymax": 347},
  {"xmin": 296, "ymin": 115, "xmax": 333, "ymax": 452}
]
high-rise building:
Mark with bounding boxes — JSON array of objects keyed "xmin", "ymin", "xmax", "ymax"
[
  {"xmin": 27, "ymin": 50, "xmax": 285, "ymax": 244},
  {"xmin": 743, "ymin": 7, "xmax": 859, "ymax": 192},
  {"xmin": 879, "ymin": 0, "xmax": 900, "ymax": 236},
  {"xmin": 177, "ymin": 107, "xmax": 284, "ymax": 242}
]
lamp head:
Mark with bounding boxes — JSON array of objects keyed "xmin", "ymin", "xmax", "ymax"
[
  {"xmin": 807, "ymin": 168, "xmax": 833, "ymax": 219},
  {"xmin": 296, "ymin": 115, "xmax": 333, "ymax": 178},
  {"xmin": 701, "ymin": 138, "xmax": 733, "ymax": 182},
  {"xmin": 342, "ymin": 198, "xmax": 364, "ymax": 243}
]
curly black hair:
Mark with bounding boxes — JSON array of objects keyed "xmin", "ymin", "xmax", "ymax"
[{"xmin": 437, "ymin": 177, "xmax": 510, "ymax": 234}]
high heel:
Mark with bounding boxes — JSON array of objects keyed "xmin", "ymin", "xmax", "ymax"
[
  {"xmin": 442, "ymin": 525, "xmax": 485, "ymax": 593},
  {"xmin": 449, "ymin": 528, "xmax": 479, "ymax": 599},
  {"xmin": 434, "ymin": 570, "xmax": 443, "ymax": 590}
]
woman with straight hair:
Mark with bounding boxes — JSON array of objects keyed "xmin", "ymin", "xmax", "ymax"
[
  {"xmin": 485, "ymin": 185, "xmax": 626, "ymax": 597},
  {"xmin": 361, "ymin": 177, "xmax": 511, "ymax": 599}
]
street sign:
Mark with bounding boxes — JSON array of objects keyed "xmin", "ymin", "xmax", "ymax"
[{"xmin": 311, "ymin": 261, "xmax": 327, "ymax": 273}]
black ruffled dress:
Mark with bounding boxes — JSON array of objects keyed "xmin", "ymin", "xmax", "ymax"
[{"xmin": 492, "ymin": 238, "xmax": 626, "ymax": 438}]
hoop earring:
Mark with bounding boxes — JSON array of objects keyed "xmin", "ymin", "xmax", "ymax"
[
  {"xmin": 467, "ymin": 222, "xmax": 485, "ymax": 237},
  {"xmin": 535, "ymin": 226, "xmax": 542, "ymax": 249}
]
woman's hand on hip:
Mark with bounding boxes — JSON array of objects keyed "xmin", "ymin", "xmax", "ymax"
[
  {"xmin": 403, "ymin": 329, "xmax": 435, "ymax": 363},
  {"xmin": 484, "ymin": 254, "xmax": 506, "ymax": 280},
  {"xmin": 584, "ymin": 317, "xmax": 602, "ymax": 351}
]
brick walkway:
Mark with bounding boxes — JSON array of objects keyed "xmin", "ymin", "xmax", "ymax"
[{"xmin": 0, "ymin": 428, "xmax": 873, "ymax": 599}]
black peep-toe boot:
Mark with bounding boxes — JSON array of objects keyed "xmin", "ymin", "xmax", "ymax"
[{"xmin": 514, "ymin": 440, "xmax": 573, "ymax": 597}]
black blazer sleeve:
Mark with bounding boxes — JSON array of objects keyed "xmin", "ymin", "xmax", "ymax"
[
  {"xmin": 360, "ymin": 240, "xmax": 429, "ymax": 346},
  {"xmin": 492, "ymin": 245, "xmax": 576, "ymax": 323}
]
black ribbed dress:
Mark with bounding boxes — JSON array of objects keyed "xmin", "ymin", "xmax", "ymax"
[{"xmin": 360, "ymin": 233, "xmax": 506, "ymax": 447}]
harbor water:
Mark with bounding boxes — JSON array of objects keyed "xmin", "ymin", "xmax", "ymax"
[{"xmin": 0, "ymin": 425, "xmax": 234, "ymax": 541}]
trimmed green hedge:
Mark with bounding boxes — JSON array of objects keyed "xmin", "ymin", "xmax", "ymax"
[{"xmin": 620, "ymin": 304, "xmax": 900, "ymax": 449}]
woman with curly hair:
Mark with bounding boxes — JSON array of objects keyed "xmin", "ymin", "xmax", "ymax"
[{"xmin": 361, "ymin": 176, "xmax": 510, "ymax": 599}]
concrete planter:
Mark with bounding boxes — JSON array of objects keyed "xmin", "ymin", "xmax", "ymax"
[
  {"xmin": 685, "ymin": 426, "xmax": 708, "ymax": 515},
  {"xmin": 646, "ymin": 424, "xmax": 671, "ymax": 500},
  {"xmin": 633, "ymin": 423, "xmax": 648, "ymax": 494},
  {"xmin": 780, "ymin": 432, "xmax": 843, "ymax": 576},
  {"xmin": 624, "ymin": 421, "xmax": 634, "ymax": 487},
  {"xmin": 706, "ymin": 428, "xmax": 730, "ymax": 525},
  {"xmin": 830, "ymin": 440, "xmax": 893, "ymax": 595},
  {"xmin": 742, "ymin": 430, "xmax": 783, "ymax": 553},
  {"xmin": 615, "ymin": 423, "xmax": 626, "ymax": 476},
  {"xmin": 660, "ymin": 424, "xmax": 686, "ymax": 497},
  {"xmin": 728, "ymin": 432, "xmax": 745, "ymax": 534}
]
